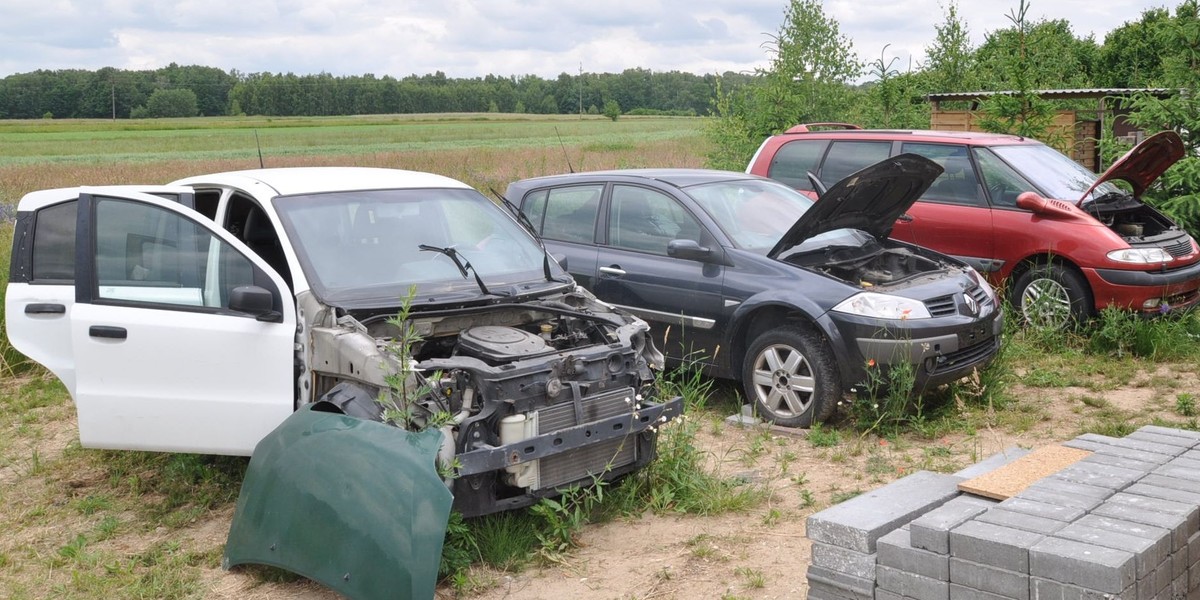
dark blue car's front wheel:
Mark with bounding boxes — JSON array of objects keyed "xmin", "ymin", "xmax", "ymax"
[{"xmin": 742, "ymin": 325, "xmax": 838, "ymax": 427}]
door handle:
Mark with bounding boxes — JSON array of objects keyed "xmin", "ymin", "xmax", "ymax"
[
  {"xmin": 89, "ymin": 326, "xmax": 127, "ymax": 340},
  {"xmin": 599, "ymin": 266, "xmax": 626, "ymax": 276},
  {"xmin": 25, "ymin": 303, "xmax": 66, "ymax": 315},
  {"xmin": 896, "ymin": 213, "xmax": 914, "ymax": 223}
]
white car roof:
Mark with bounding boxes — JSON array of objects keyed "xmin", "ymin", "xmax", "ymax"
[{"xmin": 170, "ymin": 167, "xmax": 473, "ymax": 197}]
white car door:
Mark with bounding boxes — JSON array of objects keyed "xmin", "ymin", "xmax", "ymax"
[{"xmin": 7, "ymin": 187, "xmax": 296, "ymax": 456}]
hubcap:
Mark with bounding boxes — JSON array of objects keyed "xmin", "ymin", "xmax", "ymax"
[
  {"xmin": 751, "ymin": 344, "xmax": 815, "ymax": 418},
  {"xmin": 1021, "ymin": 277, "xmax": 1072, "ymax": 328}
]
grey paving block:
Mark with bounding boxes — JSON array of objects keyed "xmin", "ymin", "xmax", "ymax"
[
  {"xmin": 1049, "ymin": 462, "xmax": 1146, "ymax": 491},
  {"xmin": 1126, "ymin": 482, "xmax": 1200, "ymax": 511},
  {"xmin": 998, "ymin": 497, "xmax": 1088, "ymax": 523},
  {"xmin": 1139, "ymin": 473, "xmax": 1200, "ymax": 496},
  {"xmin": 949, "ymin": 583, "xmax": 1013, "ymax": 600},
  {"xmin": 809, "ymin": 580, "xmax": 873, "ymax": 600},
  {"xmin": 1030, "ymin": 536, "xmax": 1137, "ymax": 594},
  {"xmin": 1176, "ymin": 547, "xmax": 1189, "ymax": 579},
  {"xmin": 976, "ymin": 507, "xmax": 1068, "ymax": 535},
  {"xmin": 1092, "ymin": 501, "xmax": 1191, "ymax": 551},
  {"xmin": 811, "ymin": 542, "xmax": 878, "ymax": 580},
  {"xmin": 1152, "ymin": 462, "xmax": 1200, "ymax": 484},
  {"xmin": 1026, "ymin": 477, "xmax": 1116, "ymax": 499},
  {"xmin": 1018, "ymin": 485, "xmax": 1107, "ymax": 512},
  {"xmin": 1155, "ymin": 557, "xmax": 1173, "ymax": 595},
  {"xmin": 1075, "ymin": 514, "xmax": 1172, "ymax": 555},
  {"xmin": 874, "ymin": 589, "xmax": 903, "ymax": 600},
  {"xmin": 1031, "ymin": 577, "xmax": 1066, "ymax": 600},
  {"xmin": 1083, "ymin": 452, "xmax": 1160, "ymax": 474},
  {"xmin": 1127, "ymin": 430, "xmax": 1199, "ymax": 449},
  {"xmin": 1190, "ymin": 562, "xmax": 1200, "ymax": 592},
  {"xmin": 808, "ymin": 564, "xmax": 875, "ymax": 600},
  {"xmin": 1064, "ymin": 439, "xmax": 1173, "ymax": 467},
  {"xmin": 1190, "ymin": 531, "xmax": 1200, "ymax": 564},
  {"xmin": 1108, "ymin": 492, "xmax": 1199, "ymax": 534},
  {"xmin": 1137, "ymin": 425, "xmax": 1200, "ymax": 443},
  {"xmin": 1053, "ymin": 522, "xmax": 1163, "ymax": 578},
  {"xmin": 878, "ymin": 527, "xmax": 949, "ymax": 581},
  {"xmin": 1179, "ymin": 449, "xmax": 1200, "ymax": 463},
  {"xmin": 949, "ymin": 557, "xmax": 1030, "ymax": 600},
  {"xmin": 1032, "ymin": 578, "xmax": 1136, "ymax": 600},
  {"xmin": 1069, "ymin": 434, "xmax": 1183, "ymax": 458},
  {"xmin": 949, "ymin": 519, "xmax": 1045, "ymax": 573},
  {"xmin": 807, "ymin": 471, "xmax": 964, "ymax": 554},
  {"xmin": 911, "ymin": 496, "xmax": 995, "ymax": 555},
  {"xmin": 954, "ymin": 447, "xmax": 1032, "ymax": 479},
  {"xmin": 877, "ymin": 564, "xmax": 948, "ymax": 600}
]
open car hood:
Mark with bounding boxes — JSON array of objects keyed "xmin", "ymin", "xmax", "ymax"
[
  {"xmin": 767, "ymin": 154, "xmax": 943, "ymax": 259},
  {"xmin": 1079, "ymin": 130, "xmax": 1185, "ymax": 205},
  {"xmin": 223, "ymin": 404, "xmax": 453, "ymax": 600}
]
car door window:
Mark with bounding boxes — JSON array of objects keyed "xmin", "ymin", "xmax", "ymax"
[
  {"xmin": 901, "ymin": 143, "xmax": 985, "ymax": 206},
  {"xmin": 767, "ymin": 140, "xmax": 829, "ymax": 191},
  {"xmin": 819, "ymin": 141, "xmax": 892, "ymax": 185},
  {"xmin": 31, "ymin": 200, "xmax": 78, "ymax": 282},
  {"xmin": 607, "ymin": 186, "xmax": 701, "ymax": 254},
  {"xmin": 93, "ymin": 197, "xmax": 264, "ymax": 310},
  {"xmin": 973, "ymin": 148, "xmax": 1035, "ymax": 208},
  {"xmin": 536, "ymin": 185, "xmax": 603, "ymax": 243}
]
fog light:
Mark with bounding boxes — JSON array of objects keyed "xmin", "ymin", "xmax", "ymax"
[{"xmin": 1143, "ymin": 298, "xmax": 1161, "ymax": 309}]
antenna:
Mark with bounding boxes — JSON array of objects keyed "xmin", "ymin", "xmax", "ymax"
[
  {"xmin": 554, "ymin": 126, "xmax": 575, "ymax": 173},
  {"xmin": 254, "ymin": 130, "xmax": 265, "ymax": 169}
]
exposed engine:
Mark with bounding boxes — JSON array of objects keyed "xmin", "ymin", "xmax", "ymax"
[{"xmin": 785, "ymin": 244, "xmax": 950, "ymax": 287}]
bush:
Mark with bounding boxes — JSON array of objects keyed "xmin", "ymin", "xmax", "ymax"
[{"xmin": 603, "ymin": 99, "xmax": 621, "ymax": 122}]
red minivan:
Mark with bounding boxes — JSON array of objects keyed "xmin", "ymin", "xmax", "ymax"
[{"xmin": 747, "ymin": 125, "xmax": 1200, "ymax": 327}]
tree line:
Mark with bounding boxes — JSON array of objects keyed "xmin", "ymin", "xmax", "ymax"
[{"xmin": 0, "ymin": 65, "xmax": 753, "ymax": 120}]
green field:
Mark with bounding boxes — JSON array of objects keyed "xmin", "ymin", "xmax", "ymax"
[{"xmin": 0, "ymin": 113, "xmax": 707, "ymax": 207}]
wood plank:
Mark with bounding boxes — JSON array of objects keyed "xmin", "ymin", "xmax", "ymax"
[{"xmin": 958, "ymin": 444, "xmax": 1092, "ymax": 500}]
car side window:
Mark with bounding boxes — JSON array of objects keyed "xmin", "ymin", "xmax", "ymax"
[
  {"xmin": 607, "ymin": 185, "xmax": 701, "ymax": 255},
  {"xmin": 31, "ymin": 200, "xmax": 78, "ymax": 283},
  {"xmin": 93, "ymin": 198, "xmax": 268, "ymax": 311},
  {"xmin": 973, "ymin": 148, "xmax": 1035, "ymax": 208},
  {"xmin": 539, "ymin": 185, "xmax": 603, "ymax": 243},
  {"xmin": 901, "ymin": 143, "xmax": 985, "ymax": 207},
  {"xmin": 767, "ymin": 140, "xmax": 829, "ymax": 191},
  {"xmin": 819, "ymin": 141, "xmax": 891, "ymax": 185}
]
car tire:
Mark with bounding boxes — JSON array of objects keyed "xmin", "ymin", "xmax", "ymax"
[
  {"xmin": 741, "ymin": 325, "xmax": 838, "ymax": 428},
  {"xmin": 1012, "ymin": 263, "xmax": 1092, "ymax": 328}
]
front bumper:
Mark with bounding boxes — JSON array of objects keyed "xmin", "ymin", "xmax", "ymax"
[
  {"xmin": 831, "ymin": 306, "xmax": 1004, "ymax": 392},
  {"xmin": 1088, "ymin": 263, "xmax": 1200, "ymax": 314}
]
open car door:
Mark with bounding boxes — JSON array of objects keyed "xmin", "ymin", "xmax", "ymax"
[{"xmin": 7, "ymin": 187, "xmax": 296, "ymax": 455}]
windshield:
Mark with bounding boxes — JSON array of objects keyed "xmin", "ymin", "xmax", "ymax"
[
  {"xmin": 990, "ymin": 143, "xmax": 1122, "ymax": 201},
  {"xmin": 685, "ymin": 178, "xmax": 814, "ymax": 253},
  {"xmin": 274, "ymin": 188, "xmax": 554, "ymax": 303}
]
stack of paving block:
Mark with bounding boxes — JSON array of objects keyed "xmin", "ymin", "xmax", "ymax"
[{"xmin": 806, "ymin": 426, "xmax": 1200, "ymax": 600}]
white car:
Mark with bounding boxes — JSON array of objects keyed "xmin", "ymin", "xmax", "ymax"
[{"xmin": 6, "ymin": 167, "xmax": 680, "ymax": 599}]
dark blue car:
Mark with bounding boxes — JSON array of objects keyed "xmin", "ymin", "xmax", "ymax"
[{"xmin": 506, "ymin": 155, "xmax": 1003, "ymax": 427}]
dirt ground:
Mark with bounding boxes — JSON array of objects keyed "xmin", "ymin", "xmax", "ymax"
[{"xmin": 9, "ymin": 365, "xmax": 1196, "ymax": 600}]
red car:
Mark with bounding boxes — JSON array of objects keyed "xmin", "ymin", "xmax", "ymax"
[{"xmin": 747, "ymin": 125, "xmax": 1200, "ymax": 326}]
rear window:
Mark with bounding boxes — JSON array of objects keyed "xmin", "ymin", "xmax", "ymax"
[
  {"xmin": 819, "ymin": 141, "xmax": 891, "ymax": 185},
  {"xmin": 31, "ymin": 201, "xmax": 77, "ymax": 282},
  {"xmin": 767, "ymin": 140, "xmax": 828, "ymax": 191}
]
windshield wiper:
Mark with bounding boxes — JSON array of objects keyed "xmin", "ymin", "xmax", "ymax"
[
  {"xmin": 418, "ymin": 244, "xmax": 504, "ymax": 297},
  {"xmin": 489, "ymin": 187, "xmax": 564, "ymax": 284}
]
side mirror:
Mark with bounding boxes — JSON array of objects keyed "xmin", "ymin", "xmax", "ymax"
[
  {"xmin": 1016, "ymin": 191, "xmax": 1075, "ymax": 217},
  {"xmin": 230, "ymin": 285, "xmax": 282, "ymax": 323},
  {"xmin": 667, "ymin": 239, "xmax": 713, "ymax": 261},
  {"xmin": 552, "ymin": 253, "xmax": 568, "ymax": 271}
]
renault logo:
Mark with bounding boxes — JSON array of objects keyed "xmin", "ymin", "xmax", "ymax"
[{"xmin": 963, "ymin": 293, "xmax": 979, "ymax": 316}]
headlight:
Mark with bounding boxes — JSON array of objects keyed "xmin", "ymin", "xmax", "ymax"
[
  {"xmin": 1107, "ymin": 248, "xmax": 1171, "ymax": 264},
  {"xmin": 832, "ymin": 292, "xmax": 931, "ymax": 320}
]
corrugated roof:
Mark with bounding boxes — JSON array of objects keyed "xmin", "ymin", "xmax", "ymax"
[{"xmin": 927, "ymin": 88, "xmax": 1175, "ymax": 101}]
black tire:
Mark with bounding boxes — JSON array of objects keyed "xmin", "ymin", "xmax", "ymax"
[
  {"xmin": 741, "ymin": 325, "xmax": 839, "ymax": 428},
  {"xmin": 1012, "ymin": 263, "xmax": 1093, "ymax": 329}
]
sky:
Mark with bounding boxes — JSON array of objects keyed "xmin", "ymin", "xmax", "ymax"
[{"xmin": 0, "ymin": 1, "xmax": 1173, "ymax": 81}]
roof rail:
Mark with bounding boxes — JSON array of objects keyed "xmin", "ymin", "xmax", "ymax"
[{"xmin": 784, "ymin": 123, "xmax": 862, "ymax": 133}]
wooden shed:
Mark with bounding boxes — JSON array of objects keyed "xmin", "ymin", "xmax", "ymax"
[{"xmin": 926, "ymin": 88, "xmax": 1173, "ymax": 171}]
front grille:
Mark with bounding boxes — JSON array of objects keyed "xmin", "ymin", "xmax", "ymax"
[
  {"xmin": 928, "ymin": 337, "xmax": 996, "ymax": 375},
  {"xmin": 536, "ymin": 387, "xmax": 638, "ymax": 489},
  {"xmin": 966, "ymin": 286, "xmax": 988, "ymax": 305},
  {"xmin": 1163, "ymin": 238, "xmax": 1194, "ymax": 258},
  {"xmin": 926, "ymin": 294, "xmax": 957, "ymax": 317}
]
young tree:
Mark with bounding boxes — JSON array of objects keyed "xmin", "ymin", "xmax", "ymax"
[
  {"xmin": 132, "ymin": 88, "xmax": 199, "ymax": 118},
  {"xmin": 973, "ymin": 0, "xmax": 1064, "ymax": 142},
  {"xmin": 923, "ymin": 2, "xmax": 977, "ymax": 93}
]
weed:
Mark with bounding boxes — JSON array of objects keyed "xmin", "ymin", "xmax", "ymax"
[
  {"xmin": 1177, "ymin": 393, "xmax": 1197, "ymax": 417},
  {"xmin": 762, "ymin": 508, "xmax": 782, "ymax": 526},
  {"xmin": 439, "ymin": 511, "xmax": 481, "ymax": 584},
  {"xmin": 1080, "ymin": 395, "xmax": 1110, "ymax": 409},
  {"xmin": 735, "ymin": 566, "xmax": 766, "ymax": 588},
  {"xmin": 830, "ymin": 489, "xmax": 863, "ymax": 504},
  {"xmin": 808, "ymin": 423, "xmax": 841, "ymax": 448},
  {"xmin": 799, "ymin": 489, "xmax": 816, "ymax": 508}
]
